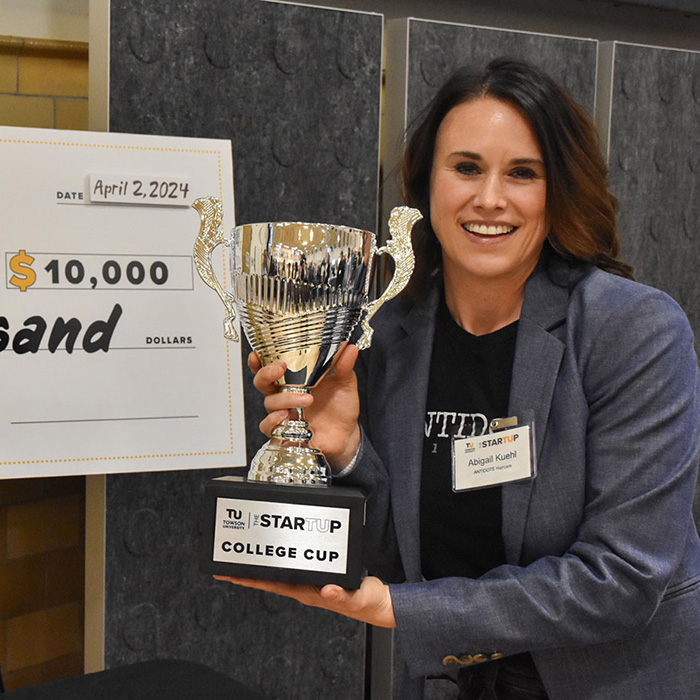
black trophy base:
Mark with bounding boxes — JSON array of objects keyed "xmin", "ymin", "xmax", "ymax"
[{"xmin": 200, "ymin": 476, "xmax": 365, "ymax": 589}]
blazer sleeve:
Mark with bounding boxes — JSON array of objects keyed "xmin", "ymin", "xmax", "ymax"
[
  {"xmin": 389, "ymin": 284, "xmax": 700, "ymax": 677},
  {"xmin": 333, "ymin": 345, "xmax": 406, "ymax": 583}
]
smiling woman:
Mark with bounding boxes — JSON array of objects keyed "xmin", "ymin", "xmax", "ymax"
[{"xmin": 231, "ymin": 59, "xmax": 700, "ymax": 700}]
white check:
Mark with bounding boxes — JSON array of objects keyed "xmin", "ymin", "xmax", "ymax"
[{"xmin": 0, "ymin": 126, "xmax": 245, "ymax": 477}]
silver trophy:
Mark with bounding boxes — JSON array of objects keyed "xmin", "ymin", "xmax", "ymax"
[
  {"xmin": 193, "ymin": 197, "xmax": 421, "ymax": 484},
  {"xmin": 193, "ymin": 197, "xmax": 421, "ymax": 587}
]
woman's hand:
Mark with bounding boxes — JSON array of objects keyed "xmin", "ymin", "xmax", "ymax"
[
  {"xmin": 213, "ymin": 574, "xmax": 396, "ymax": 628},
  {"xmin": 250, "ymin": 344, "xmax": 362, "ymax": 471}
]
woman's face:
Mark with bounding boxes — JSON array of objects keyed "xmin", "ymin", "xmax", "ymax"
[{"xmin": 429, "ymin": 97, "xmax": 548, "ymax": 289}]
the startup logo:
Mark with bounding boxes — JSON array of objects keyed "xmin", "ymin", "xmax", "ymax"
[{"xmin": 252, "ymin": 513, "xmax": 342, "ymax": 534}]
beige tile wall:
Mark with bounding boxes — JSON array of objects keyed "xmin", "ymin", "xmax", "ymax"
[
  {"xmin": 0, "ymin": 35, "xmax": 88, "ymax": 131},
  {"xmin": 0, "ymin": 478, "xmax": 85, "ymax": 691},
  {"xmin": 0, "ymin": 35, "xmax": 89, "ymax": 692}
]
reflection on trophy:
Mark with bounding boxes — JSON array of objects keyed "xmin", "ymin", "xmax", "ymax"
[{"xmin": 193, "ymin": 197, "xmax": 421, "ymax": 588}]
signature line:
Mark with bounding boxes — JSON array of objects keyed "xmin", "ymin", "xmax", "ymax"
[{"xmin": 11, "ymin": 415, "xmax": 199, "ymax": 425}]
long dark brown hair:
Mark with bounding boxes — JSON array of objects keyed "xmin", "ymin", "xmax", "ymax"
[{"xmin": 402, "ymin": 58, "xmax": 633, "ymax": 296}]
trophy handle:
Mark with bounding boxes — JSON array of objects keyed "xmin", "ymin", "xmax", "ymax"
[
  {"xmin": 356, "ymin": 206, "xmax": 422, "ymax": 351},
  {"xmin": 192, "ymin": 196, "xmax": 239, "ymax": 342}
]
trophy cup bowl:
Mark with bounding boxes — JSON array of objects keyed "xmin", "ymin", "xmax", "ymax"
[{"xmin": 193, "ymin": 197, "xmax": 421, "ymax": 587}]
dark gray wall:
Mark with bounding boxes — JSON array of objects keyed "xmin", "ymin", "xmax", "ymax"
[
  {"xmin": 612, "ymin": 0, "xmax": 699, "ymax": 12},
  {"xmin": 106, "ymin": 2, "xmax": 382, "ymax": 698},
  {"xmin": 109, "ymin": 0, "xmax": 381, "ymax": 231},
  {"xmin": 608, "ymin": 43, "xmax": 700, "ymax": 332},
  {"xmin": 298, "ymin": 0, "xmax": 700, "ymax": 54},
  {"xmin": 404, "ymin": 19, "xmax": 598, "ymax": 123},
  {"xmin": 605, "ymin": 41, "xmax": 700, "ymax": 525}
]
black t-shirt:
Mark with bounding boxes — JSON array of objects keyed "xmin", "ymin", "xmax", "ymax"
[
  {"xmin": 420, "ymin": 296, "xmax": 518, "ymax": 580},
  {"xmin": 420, "ymin": 296, "xmax": 547, "ymax": 691}
]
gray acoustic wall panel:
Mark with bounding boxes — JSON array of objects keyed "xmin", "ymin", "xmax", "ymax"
[
  {"xmin": 404, "ymin": 19, "xmax": 598, "ymax": 129},
  {"xmin": 106, "ymin": 1, "xmax": 382, "ymax": 698},
  {"xmin": 606, "ymin": 42, "xmax": 700, "ymax": 331},
  {"xmin": 604, "ymin": 42, "xmax": 700, "ymax": 526},
  {"xmin": 110, "ymin": 0, "xmax": 381, "ymax": 231},
  {"xmin": 608, "ymin": 0, "xmax": 700, "ymax": 13}
]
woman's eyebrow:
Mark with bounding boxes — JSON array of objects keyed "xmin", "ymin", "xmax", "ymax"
[
  {"xmin": 511, "ymin": 157, "xmax": 545, "ymax": 167},
  {"xmin": 449, "ymin": 150, "xmax": 482, "ymax": 160},
  {"xmin": 448, "ymin": 152, "xmax": 544, "ymax": 168}
]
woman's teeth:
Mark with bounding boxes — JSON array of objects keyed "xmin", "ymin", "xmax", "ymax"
[{"xmin": 463, "ymin": 224, "xmax": 516, "ymax": 236}]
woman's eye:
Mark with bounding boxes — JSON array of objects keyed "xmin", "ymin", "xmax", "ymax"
[
  {"xmin": 455, "ymin": 162, "xmax": 479, "ymax": 176},
  {"xmin": 511, "ymin": 167, "xmax": 539, "ymax": 180}
]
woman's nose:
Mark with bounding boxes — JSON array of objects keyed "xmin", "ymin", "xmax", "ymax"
[{"xmin": 474, "ymin": 174, "xmax": 506, "ymax": 209}]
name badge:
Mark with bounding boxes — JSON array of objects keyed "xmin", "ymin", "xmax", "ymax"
[{"xmin": 452, "ymin": 418, "xmax": 535, "ymax": 492}]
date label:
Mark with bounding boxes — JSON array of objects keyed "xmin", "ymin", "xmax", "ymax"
[{"xmin": 88, "ymin": 174, "xmax": 190, "ymax": 206}]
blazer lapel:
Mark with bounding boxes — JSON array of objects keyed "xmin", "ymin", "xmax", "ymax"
[
  {"xmin": 381, "ymin": 287, "xmax": 439, "ymax": 580},
  {"xmin": 503, "ymin": 256, "xmax": 571, "ymax": 565}
]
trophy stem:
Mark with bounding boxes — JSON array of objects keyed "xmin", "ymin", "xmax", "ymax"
[{"xmin": 248, "ymin": 387, "xmax": 331, "ymax": 486}]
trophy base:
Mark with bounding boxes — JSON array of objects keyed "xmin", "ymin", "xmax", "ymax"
[{"xmin": 200, "ymin": 476, "xmax": 365, "ymax": 589}]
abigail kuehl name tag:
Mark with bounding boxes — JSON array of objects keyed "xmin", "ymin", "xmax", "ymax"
[{"xmin": 452, "ymin": 424, "xmax": 534, "ymax": 492}]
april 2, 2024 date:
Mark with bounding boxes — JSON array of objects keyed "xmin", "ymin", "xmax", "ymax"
[{"xmin": 91, "ymin": 176, "xmax": 190, "ymax": 204}]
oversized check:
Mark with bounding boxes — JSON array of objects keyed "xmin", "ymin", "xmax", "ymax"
[{"xmin": 0, "ymin": 126, "xmax": 246, "ymax": 477}]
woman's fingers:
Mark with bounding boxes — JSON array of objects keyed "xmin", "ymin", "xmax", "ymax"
[
  {"xmin": 331, "ymin": 343, "xmax": 359, "ymax": 378},
  {"xmin": 252, "ymin": 360, "xmax": 287, "ymax": 395},
  {"xmin": 250, "ymin": 346, "xmax": 358, "ymax": 394},
  {"xmin": 248, "ymin": 346, "xmax": 361, "ymax": 451},
  {"xmin": 214, "ymin": 575, "xmax": 396, "ymax": 628},
  {"xmin": 247, "ymin": 351, "xmax": 262, "ymax": 373},
  {"xmin": 263, "ymin": 390, "xmax": 313, "ymax": 413},
  {"xmin": 258, "ymin": 410, "xmax": 290, "ymax": 438},
  {"xmin": 213, "ymin": 577, "xmax": 331, "ymax": 612}
]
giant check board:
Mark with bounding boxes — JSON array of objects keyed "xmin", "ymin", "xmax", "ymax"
[{"xmin": 0, "ymin": 126, "xmax": 245, "ymax": 477}]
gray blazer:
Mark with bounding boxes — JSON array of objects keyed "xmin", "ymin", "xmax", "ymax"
[{"xmin": 342, "ymin": 251, "xmax": 700, "ymax": 700}]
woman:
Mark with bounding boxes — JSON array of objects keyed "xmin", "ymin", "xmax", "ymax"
[{"xmin": 217, "ymin": 59, "xmax": 700, "ymax": 700}]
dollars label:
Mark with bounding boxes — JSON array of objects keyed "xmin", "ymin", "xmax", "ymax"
[{"xmin": 9, "ymin": 250, "xmax": 36, "ymax": 292}]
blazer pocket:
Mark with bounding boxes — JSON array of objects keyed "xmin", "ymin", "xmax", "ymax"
[{"xmin": 661, "ymin": 573, "xmax": 700, "ymax": 602}]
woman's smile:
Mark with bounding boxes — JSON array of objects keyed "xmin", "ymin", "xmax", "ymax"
[{"xmin": 461, "ymin": 221, "xmax": 518, "ymax": 239}]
